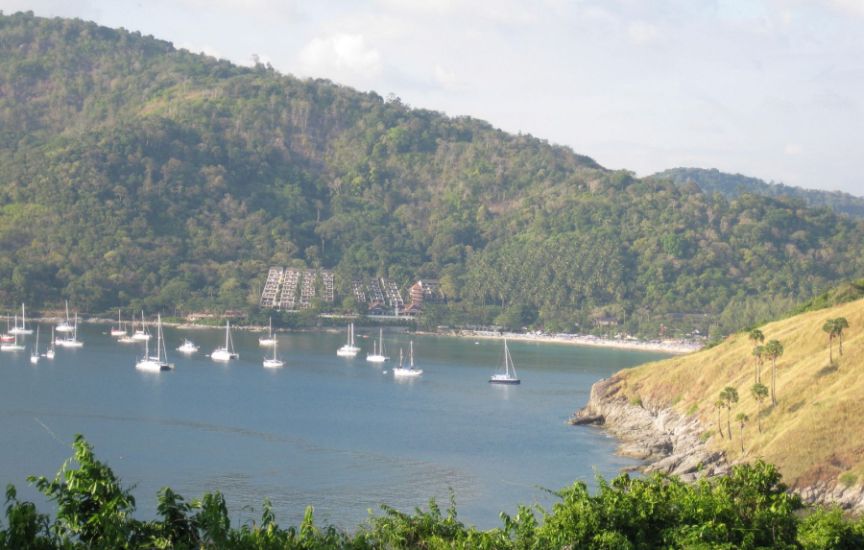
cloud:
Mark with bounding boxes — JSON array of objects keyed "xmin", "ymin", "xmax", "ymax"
[
  {"xmin": 299, "ymin": 33, "xmax": 382, "ymax": 79},
  {"xmin": 627, "ymin": 21, "xmax": 660, "ymax": 45},
  {"xmin": 784, "ymin": 143, "xmax": 803, "ymax": 156},
  {"xmin": 823, "ymin": 0, "xmax": 864, "ymax": 17},
  {"xmin": 433, "ymin": 64, "xmax": 458, "ymax": 89}
]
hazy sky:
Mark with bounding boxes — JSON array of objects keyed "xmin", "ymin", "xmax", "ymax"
[{"xmin": 2, "ymin": 0, "xmax": 863, "ymax": 195}]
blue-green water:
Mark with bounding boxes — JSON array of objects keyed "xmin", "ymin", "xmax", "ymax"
[{"xmin": 0, "ymin": 324, "xmax": 667, "ymax": 529}]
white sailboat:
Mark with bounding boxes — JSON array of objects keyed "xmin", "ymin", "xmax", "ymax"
[
  {"xmin": 9, "ymin": 304, "xmax": 33, "ymax": 335},
  {"xmin": 336, "ymin": 322, "xmax": 360, "ymax": 357},
  {"xmin": 258, "ymin": 317, "xmax": 277, "ymax": 346},
  {"xmin": 135, "ymin": 314, "xmax": 173, "ymax": 372},
  {"xmin": 56, "ymin": 301, "xmax": 74, "ymax": 333},
  {"xmin": 110, "ymin": 309, "xmax": 127, "ymax": 337},
  {"xmin": 55, "ymin": 313, "xmax": 83, "ymax": 348},
  {"xmin": 45, "ymin": 327, "xmax": 55, "ymax": 359},
  {"xmin": 262, "ymin": 337, "xmax": 284, "ymax": 368},
  {"xmin": 1, "ymin": 330, "xmax": 25, "ymax": 351},
  {"xmin": 366, "ymin": 328, "xmax": 387, "ymax": 363},
  {"xmin": 132, "ymin": 310, "xmax": 150, "ymax": 341},
  {"xmin": 211, "ymin": 320, "xmax": 238, "ymax": 361},
  {"xmin": 30, "ymin": 326, "xmax": 41, "ymax": 364},
  {"xmin": 489, "ymin": 338, "xmax": 521, "ymax": 385},
  {"xmin": 177, "ymin": 338, "xmax": 199, "ymax": 354},
  {"xmin": 393, "ymin": 341, "xmax": 422, "ymax": 377}
]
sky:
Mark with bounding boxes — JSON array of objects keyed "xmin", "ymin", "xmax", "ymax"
[{"xmin": 1, "ymin": 0, "xmax": 863, "ymax": 195}]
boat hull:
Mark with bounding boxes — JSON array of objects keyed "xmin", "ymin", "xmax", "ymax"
[
  {"xmin": 489, "ymin": 378, "xmax": 521, "ymax": 385},
  {"xmin": 263, "ymin": 359, "xmax": 284, "ymax": 368},
  {"xmin": 135, "ymin": 359, "xmax": 172, "ymax": 372},
  {"xmin": 211, "ymin": 349, "xmax": 238, "ymax": 361},
  {"xmin": 393, "ymin": 368, "xmax": 422, "ymax": 377}
]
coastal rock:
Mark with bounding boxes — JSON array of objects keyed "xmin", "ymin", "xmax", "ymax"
[
  {"xmin": 571, "ymin": 375, "xmax": 727, "ymax": 480},
  {"xmin": 572, "ymin": 375, "xmax": 864, "ymax": 512}
]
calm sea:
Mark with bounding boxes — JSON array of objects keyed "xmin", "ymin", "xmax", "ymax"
[{"xmin": 0, "ymin": 324, "xmax": 667, "ymax": 530}]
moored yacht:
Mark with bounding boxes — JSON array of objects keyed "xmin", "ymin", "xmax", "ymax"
[
  {"xmin": 393, "ymin": 341, "xmax": 422, "ymax": 377},
  {"xmin": 177, "ymin": 339, "xmax": 199, "ymax": 354},
  {"xmin": 336, "ymin": 322, "xmax": 360, "ymax": 357},
  {"xmin": 9, "ymin": 304, "xmax": 33, "ymax": 335},
  {"xmin": 258, "ymin": 317, "xmax": 277, "ymax": 347},
  {"xmin": 211, "ymin": 320, "xmax": 238, "ymax": 361},
  {"xmin": 135, "ymin": 314, "xmax": 173, "ymax": 372}
]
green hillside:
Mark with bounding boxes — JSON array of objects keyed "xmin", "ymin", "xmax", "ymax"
[
  {"xmin": 1, "ymin": 12, "xmax": 863, "ymax": 337},
  {"xmin": 653, "ymin": 167, "xmax": 864, "ymax": 219}
]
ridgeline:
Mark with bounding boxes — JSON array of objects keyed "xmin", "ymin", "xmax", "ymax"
[{"xmin": 1, "ymin": 12, "xmax": 863, "ymax": 337}]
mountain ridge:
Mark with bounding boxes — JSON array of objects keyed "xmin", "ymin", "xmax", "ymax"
[{"xmin": 1, "ymin": 11, "xmax": 863, "ymax": 338}]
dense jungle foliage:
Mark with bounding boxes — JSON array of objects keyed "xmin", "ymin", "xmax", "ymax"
[
  {"xmin": 1, "ymin": 12, "xmax": 863, "ymax": 336},
  {"xmin": 3, "ymin": 435, "xmax": 863, "ymax": 549},
  {"xmin": 653, "ymin": 168, "xmax": 864, "ymax": 220}
]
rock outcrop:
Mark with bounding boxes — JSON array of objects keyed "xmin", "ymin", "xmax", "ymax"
[
  {"xmin": 572, "ymin": 375, "xmax": 864, "ymax": 511},
  {"xmin": 571, "ymin": 375, "xmax": 728, "ymax": 482}
]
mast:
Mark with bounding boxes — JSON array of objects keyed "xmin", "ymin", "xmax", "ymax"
[
  {"xmin": 156, "ymin": 314, "xmax": 163, "ymax": 361},
  {"xmin": 21, "ymin": 303, "xmax": 26, "ymax": 330},
  {"xmin": 409, "ymin": 341, "xmax": 414, "ymax": 369}
]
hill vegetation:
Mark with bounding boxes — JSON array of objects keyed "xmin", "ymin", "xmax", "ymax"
[
  {"xmin": 3, "ymin": 435, "xmax": 864, "ymax": 548},
  {"xmin": 653, "ymin": 167, "xmax": 864, "ymax": 219},
  {"xmin": 1, "ymin": 12, "xmax": 863, "ymax": 337},
  {"xmin": 616, "ymin": 296, "xmax": 864, "ymax": 498}
]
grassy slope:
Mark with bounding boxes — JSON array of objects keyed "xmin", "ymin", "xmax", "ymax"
[{"xmin": 618, "ymin": 297, "xmax": 864, "ymax": 490}]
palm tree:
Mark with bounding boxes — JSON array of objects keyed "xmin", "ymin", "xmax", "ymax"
[
  {"xmin": 720, "ymin": 386, "xmax": 739, "ymax": 440},
  {"xmin": 749, "ymin": 329, "xmax": 765, "ymax": 383},
  {"xmin": 822, "ymin": 319, "xmax": 837, "ymax": 364},
  {"xmin": 751, "ymin": 383, "xmax": 769, "ymax": 433},
  {"xmin": 714, "ymin": 399, "xmax": 726, "ymax": 439},
  {"xmin": 764, "ymin": 339, "xmax": 784, "ymax": 405},
  {"xmin": 736, "ymin": 413, "xmax": 749, "ymax": 453},
  {"xmin": 752, "ymin": 345, "xmax": 765, "ymax": 383},
  {"xmin": 835, "ymin": 317, "xmax": 849, "ymax": 357}
]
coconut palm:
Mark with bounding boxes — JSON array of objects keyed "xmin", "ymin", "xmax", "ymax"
[
  {"xmin": 736, "ymin": 413, "xmax": 749, "ymax": 453},
  {"xmin": 764, "ymin": 340, "xmax": 784, "ymax": 405},
  {"xmin": 751, "ymin": 383, "xmax": 769, "ymax": 433},
  {"xmin": 835, "ymin": 317, "xmax": 849, "ymax": 356},
  {"xmin": 749, "ymin": 329, "xmax": 765, "ymax": 382},
  {"xmin": 720, "ymin": 386, "xmax": 739, "ymax": 441},
  {"xmin": 822, "ymin": 319, "xmax": 837, "ymax": 364},
  {"xmin": 752, "ymin": 345, "xmax": 765, "ymax": 383},
  {"xmin": 714, "ymin": 399, "xmax": 726, "ymax": 439}
]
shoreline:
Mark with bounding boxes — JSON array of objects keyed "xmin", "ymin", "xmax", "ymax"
[{"xmin": 22, "ymin": 315, "xmax": 703, "ymax": 354}]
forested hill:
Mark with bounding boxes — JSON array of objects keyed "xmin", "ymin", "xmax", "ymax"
[
  {"xmin": 653, "ymin": 167, "xmax": 864, "ymax": 219},
  {"xmin": 1, "ymin": 12, "xmax": 863, "ymax": 337}
]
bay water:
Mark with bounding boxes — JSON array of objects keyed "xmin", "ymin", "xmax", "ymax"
[{"xmin": 0, "ymin": 324, "xmax": 667, "ymax": 529}]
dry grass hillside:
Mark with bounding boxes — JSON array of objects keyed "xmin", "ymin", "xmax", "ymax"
[{"xmin": 618, "ymin": 297, "xmax": 864, "ymax": 492}]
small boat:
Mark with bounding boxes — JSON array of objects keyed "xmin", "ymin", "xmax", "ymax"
[
  {"xmin": 489, "ymin": 339, "xmax": 520, "ymax": 385},
  {"xmin": 258, "ymin": 317, "xmax": 277, "ymax": 346},
  {"xmin": 45, "ymin": 327, "xmax": 56, "ymax": 359},
  {"xmin": 1, "ymin": 317, "xmax": 14, "ymax": 342},
  {"xmin": 110, "ymin": 308, "xmax": 127, "ymax": 337},
  {"xmin": 1, "ymin": 331, "xmax": 25, "ymax": 351},
  {"xmin": 366, "ymin": 328, "xmax": 387, "ymax": 363},
  {"xmin": 9, "ymin": 304, "xmax": 33, "ymax": 335},
  {"xmin": 55, "ymin": 313, "xmax": 83, "ymax": 348},
  {"xmin": 393, "ymin": 341, "xmax": 422, "ymax": 377},
  {"xmin": 30, "ymin": 326, "xmax": 41, "ymax": 364},
  {"xmin": 135, "ymin": 314, "xmax": 173, "ymax": 372},
  {"xmin": 176, "ymin": 339, "xmax": 199, "ymax": 354},
  {"xmin": 211, "ymin": 320, "xmax": 238, "ymax": 361},
  {"xmin": 262, "ymin": 337, "xmax": 284, "ymax": 368},
  {"xmin": 336, "ymin": 322, "xmax": 360, "ymax": 357},
  {"xmin": 56, "ymin": 301, "xmax": 74, "ymax": 333},
  {"xmin": 131, "ymin": 310, "xmax": 150, "ymax": 341}
]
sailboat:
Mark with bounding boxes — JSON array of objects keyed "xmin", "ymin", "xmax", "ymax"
[
  {"xmin": 262, "ymin": 337, "xmax": 284, "ymax": 368},
  {"xmin": 366, "ymin": 328, "xmax": 387, "ymax": 363},
  {"xmin": 336, "ymin": 323, "xmax": 360, "ymax": 357},
  {"xmin": 1, "ymin": 316, "xmax": 14, "ymax": 342},
  {"xmin": 1, "ymin": 330, "xmax": 25, "ymax": 351},
  {"xmin": 211, "ymin": 320, "xmax": 238, "ymax": 361},
  {"xmin": 9, "ymin": 304, "xmax": 33, "ymax": 335},
  {"xmin": 45, "ymin": 327, "xmax": 56, "ymax": 359},
  {"xmin": 132, "ymin": 310, "xmax": 151, "ymax": 341},
  {"xmin": 56, "ymin": 301, "xmax": 74, "ymax": 333},
  {"xmin": 55, "ymin": 313, "xmax": 83, "ymax": 348},
  {"xmin": 135, "ymin": 314, "xmax": 173, "ymax": 372},
  {"xmin": 258, "ymin": 317, "xmax": 277, "ymax": 346},
  {"xmin": 110, "ymin": 309, "xmax": 127, "ymax": 337},
  {"xmin": 489, "ymin": 339, "xmax": 520, "ymax": 384},
  {"xmin": 177, "ymin": 338, "xmax": 199, "ymax": 354},
  {"xmin": 393, "ymin": 341, "xmax": 422, "ymax": 377},
  {"xmin": 30, "ymin": 326, "xmax": 41, "ymax": 364}
]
